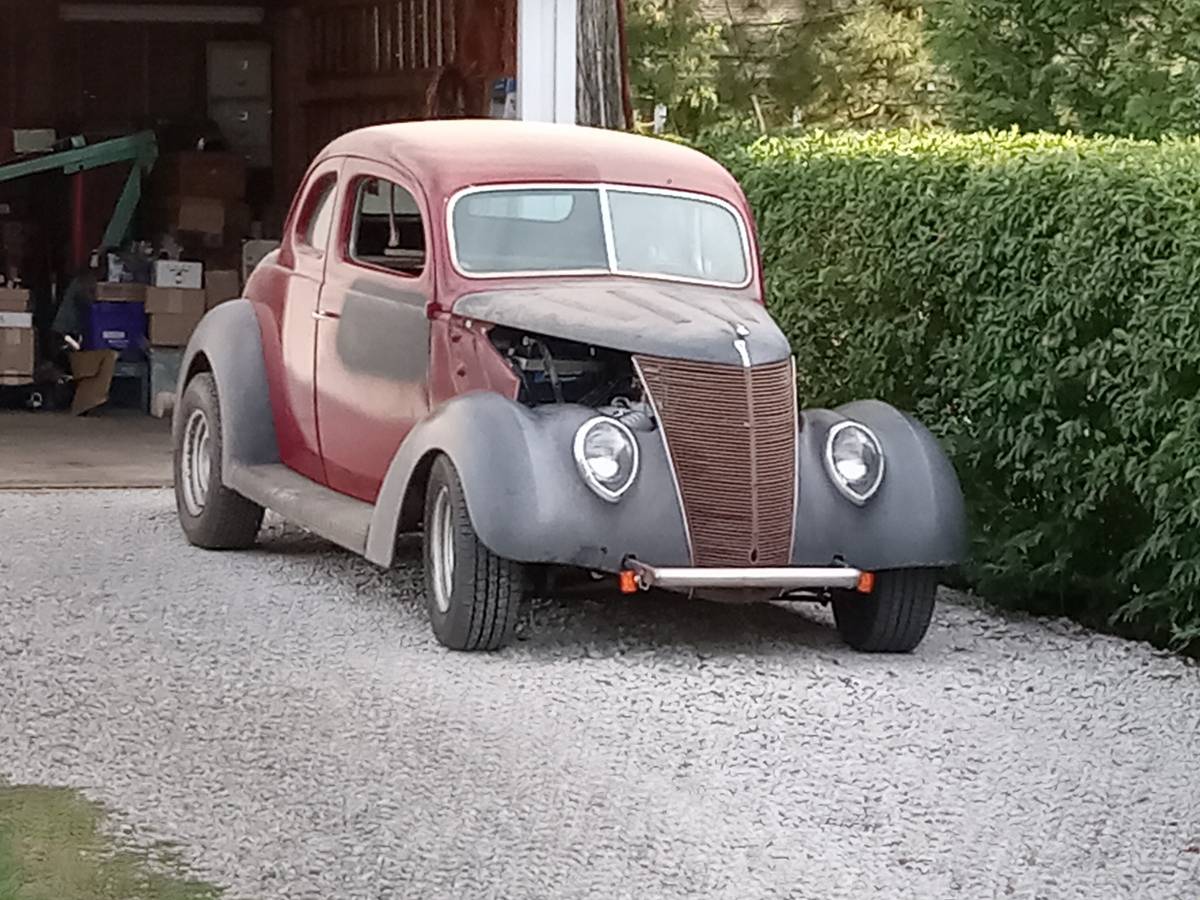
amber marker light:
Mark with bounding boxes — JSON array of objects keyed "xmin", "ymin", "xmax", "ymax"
[
  {"xmin": 619, "ymin": 570, "xmax": 639, "ymax": 594},
  {"xmin": 856, "ymin": 572, "xmax": 875, "ymax": 594}
]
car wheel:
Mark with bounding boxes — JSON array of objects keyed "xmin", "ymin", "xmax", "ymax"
[
  {"xmin": 174, "ymin": 373, "xmax": 265, "ymax": 549},
  {"xmin": 832, "ymin": 568, "xmax": 939, "ymax": 653},
  {"xmin": 423, "ymin": 454, "xmax": 528, "ymax": 651}
]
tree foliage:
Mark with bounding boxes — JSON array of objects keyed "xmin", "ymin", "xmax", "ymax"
[
  {"xmin": 626, "ymin": 0, "xmax": 726, "ymax": 134},
  {"xmin": 627, "ymin": 0, "xmax": 941, "ymax": 135},
  {"xmin": 927, "ymin": 0, "xmax": 1200, "ymax": 138},
  {"xmin": 697, "ymin": 128, "xmax": 1200, "ymax": 649}
]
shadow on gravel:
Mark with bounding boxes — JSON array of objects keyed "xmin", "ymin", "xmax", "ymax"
[
  {"xmin": 248, "ymin": 528, "xmax": 842, "ymax": 654},
  {"xmin": 517, "ymin": 590, "xmax": 842, "ymax": 655}
]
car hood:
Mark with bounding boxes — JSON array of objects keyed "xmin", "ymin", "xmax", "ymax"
[{"xmin": 451, "ymin": 281, "xmax": 792, "ymax": 367}]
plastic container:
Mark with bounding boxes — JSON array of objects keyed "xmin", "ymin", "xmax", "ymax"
[{"xmin": 85, "ymin": 301, "xmax": 147, "ymax": 359}]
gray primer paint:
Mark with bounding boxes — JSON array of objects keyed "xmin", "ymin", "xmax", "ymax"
[
  {"xmin": 366, "ymin": 392, "xmax": 692, "ymax": 570},
  {"xmin": 451, "ymin": 280, "xmax": 791, "ymax": 366},
  {"xmin": 792, "ymin": 400, "xmax": 967, "ymax": 570},
  {"xmin": 175, "ymin": 300, "xmax": 280, "ymax": 473},
  {"xmin": 367, "ymin": 392, "xmax": 966, "ymax": 574},
  {"xmin": 335, "ymin": 278, "xmax": 429, "ymax": 383}
]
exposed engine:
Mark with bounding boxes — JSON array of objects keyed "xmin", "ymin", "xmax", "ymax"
[{"xmin": 488, "ymin": 326, "xmax": 655, "ymax": 429}]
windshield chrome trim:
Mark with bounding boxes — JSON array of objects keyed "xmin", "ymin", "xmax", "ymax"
[{"xmin": 445, "ymin": 182, "xmax": 755, "ymax": 289}]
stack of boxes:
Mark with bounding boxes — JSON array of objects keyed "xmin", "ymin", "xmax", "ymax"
[
  {"xmin": 0, "ymin": 283, "xmax": 34, "ymax": 385},
  {"xmin": 147, "ymin": 260, "xmax": 205, "ymax": 347}
]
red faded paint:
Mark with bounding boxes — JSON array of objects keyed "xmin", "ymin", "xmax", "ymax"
[
  {"xmin": 428, "ymin": 316, "xmax": 521, "ymax": 407},
  {"xmin": 245, "ymin": 121, "xmax": 765, "ymax": 489}
]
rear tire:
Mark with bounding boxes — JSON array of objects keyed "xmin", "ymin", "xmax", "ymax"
[
  {"xmin": 423, "ymin": 454, "xmax": 528, "ymax": 651},
  {"xmin": 833, "ymin": 568, "xmax": 939, "ymax": 653},
  {"xmin": 174, "ymin": 373, "xmax": 264, "ymax": 549}
]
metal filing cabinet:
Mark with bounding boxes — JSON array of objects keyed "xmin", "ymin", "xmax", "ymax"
[{"xmin": 207, "ymin": 42, "xmax": 272, "ymax": 169}]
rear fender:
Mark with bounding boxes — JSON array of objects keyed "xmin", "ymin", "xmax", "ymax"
[{"xmin": 174, "ymin": 299, "xmax": 280, "ymax": 475}]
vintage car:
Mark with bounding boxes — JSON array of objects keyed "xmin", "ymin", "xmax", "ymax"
[{"xmin": 172, "ymin": 120, "xmax": 965, "ymax": 653}]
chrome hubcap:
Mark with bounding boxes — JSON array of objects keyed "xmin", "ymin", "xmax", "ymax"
[
  {"xmin": 180, "ymin": 408, "xmax": 212, "ymax": 517},
  {"xmin": 429, "ymin": 486, "xmax": 455, "ymax": 614}
]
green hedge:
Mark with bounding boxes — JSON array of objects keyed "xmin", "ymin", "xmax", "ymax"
[{"xmin": 698, "ymin": 129, "xmax": 1200, "ymax": 648}]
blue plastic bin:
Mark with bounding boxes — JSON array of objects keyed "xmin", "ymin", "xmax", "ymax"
[{"xmin": 86, "ymin": 301, "xmax": 147, "ymax": 359}]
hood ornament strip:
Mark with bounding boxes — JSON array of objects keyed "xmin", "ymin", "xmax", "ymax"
[{"xmin": 732, "ymin": 322, "xmax": 751, "ymax": 368}]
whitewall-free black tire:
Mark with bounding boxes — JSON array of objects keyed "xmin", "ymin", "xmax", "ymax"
[
  {"xmin": 174, "ymin": 373, "xmax": 264, "ymax": 549},
  {"xmin": 423, "ymin": 454, "xmax": 528, "ymax": 651}
]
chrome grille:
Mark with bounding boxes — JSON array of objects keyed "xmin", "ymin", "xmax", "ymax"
[{"xmin": 635, "ymin": 356, "xmax": 797, "ymax": 567}]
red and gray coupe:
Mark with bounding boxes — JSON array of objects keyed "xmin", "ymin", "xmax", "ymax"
[{"xmin": 172, "ymin": 121, "xmax": 965, "ymax": 652}]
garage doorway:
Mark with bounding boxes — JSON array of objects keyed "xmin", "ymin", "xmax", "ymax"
[{"xmin": 0, "ymin": 0, "xmax": 517, "ymax": 488}]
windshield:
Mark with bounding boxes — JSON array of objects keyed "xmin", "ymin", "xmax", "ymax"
[{"xmin": 449, "ymin": 186, "xmax": 751, "ymax": 286}]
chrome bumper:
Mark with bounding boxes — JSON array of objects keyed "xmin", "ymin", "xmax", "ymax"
[{"xmin": 623, "ymin": 559, "xmax": 867, "ymax": 592}]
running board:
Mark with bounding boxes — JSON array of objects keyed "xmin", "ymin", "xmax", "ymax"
[{"xmin": 226, "ymin": 463, "xmax": 373, "ymax": 556}]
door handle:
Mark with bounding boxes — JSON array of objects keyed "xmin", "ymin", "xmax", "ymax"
[{"xmin": 312, "ymin": 310, "xmax": 341, "ymax": 321}]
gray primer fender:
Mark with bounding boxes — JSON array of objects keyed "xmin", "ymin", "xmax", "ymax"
[
  {"xmin": 173, "ymin": 299, "xmax": 280, "ymax": 473},
  {"xmin": 365, "ymin": 392, "xmax": 691, "ymax": 570},
  {"xmin": 792, "ymin": 400, "xmax": 966, "ymax": 570}
]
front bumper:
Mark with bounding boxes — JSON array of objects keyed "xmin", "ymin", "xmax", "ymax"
[{"xmin": 623, "ymin": 558, "xmax": 870, "ymax": 593}]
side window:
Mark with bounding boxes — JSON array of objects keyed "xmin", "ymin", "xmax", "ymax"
[
  {"xmin": 297, "ymin": 175, "xmax": 337, "ymax": 253},
  {"xmin": 349, "ymin": 178, "xmax": 425, "ymax": 277}
]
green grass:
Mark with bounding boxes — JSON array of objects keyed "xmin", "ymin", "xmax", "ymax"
[{"xmin": 0, "ymin": 782, "xmax": 221, "ymax": 900}]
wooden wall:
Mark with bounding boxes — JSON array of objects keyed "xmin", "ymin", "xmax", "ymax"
[{"xmin": 0, "ymin": 0, "xmax": 519, "ymax": 219}]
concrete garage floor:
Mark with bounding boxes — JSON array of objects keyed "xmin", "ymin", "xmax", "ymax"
[{"xmin": 0, "ymin": 411, "xmax": 172, "ymax": 488}]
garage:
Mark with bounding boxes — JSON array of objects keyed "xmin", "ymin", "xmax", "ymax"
[{"xmin": 0, "ymin": 0, "xmax": 624, "ymax": 487}]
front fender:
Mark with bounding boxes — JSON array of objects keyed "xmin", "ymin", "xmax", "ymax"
[
  {"xmin": 365, "ymin": 392, "xmax": 691, "ymax": 570},
  {"xmin": 793, "ymin": 400, "xmax": 966, "ymax": 570},
  {"xmin": 173, "ymin": 299, "xmax": 279, "ymax": 474}
]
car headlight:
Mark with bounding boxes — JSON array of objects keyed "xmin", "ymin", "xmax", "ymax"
[
  {"xmin": 824, "ymin": 420, "xmax": 884, "ymax": 504},
  {"xmin": 573, "ymin": 417, "xmax": 639, "ymax": 502}
]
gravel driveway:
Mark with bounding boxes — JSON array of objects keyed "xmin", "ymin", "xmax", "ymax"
[{"xmin": 1, "ymin": 490, "xmax": 1197, "ymax": 899}]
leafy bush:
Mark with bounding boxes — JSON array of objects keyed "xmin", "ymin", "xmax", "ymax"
[
  {"xmin": 698, "ymin": 128, "xmax": 1200, "ymax": 648},
  {"xmin": 927, "ymin": 0, "xmax": 1200, "ymax": 138}
]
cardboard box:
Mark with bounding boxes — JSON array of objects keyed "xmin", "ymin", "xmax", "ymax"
[
  {"xmin": 205, "ymin": 270, "xmax": 241, "ymax": 310},
  {"xmin": 69, "ymin": 349, "xmax": 118, "ymax": 416},
  {"xmin": 0, "ymin": 287, "xmax": 30, "ymax": 311},
  {"xmin": 0, "ymin": 326, "xmax": 35, "ymax": 376},
  {"xmin": 154, "ymin": 260, "xmax": 204, "ymax": 289},
  {"xmin": 242, "ymin": 239, "xmax": 280, "ymax": 282},
  {"xmin": 146, "ymin": 287, "xmax": 206, "ymax": 316},
  {"xmin": 95, "ymin": 282, "xmax": 147, "ymax": 302},
  {"xmin": 157, "ymin": 152, "xmax": 246, "ymax": 201},
  {"xmin": 165, "ymin": 197, "xmax": 225, "ymax": 236},
  {"xmin": 0, "ymin": 312, "xmax": 33, "ymax": 328},
  {"xmin": 149, "ymin": 312, "xmax": 203, "ymax": 347}
]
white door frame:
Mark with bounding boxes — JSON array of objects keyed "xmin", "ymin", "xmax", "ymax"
[{"xmin": 517, "ymin": 0, "xmax": 577, "ymax": 124}]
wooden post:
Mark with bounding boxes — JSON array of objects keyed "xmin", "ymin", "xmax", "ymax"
[{"xmin": 575, "ymin": 0, "xmax": 626, "ymax": 129}]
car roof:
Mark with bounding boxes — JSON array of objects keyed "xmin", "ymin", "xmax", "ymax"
[{"xmin": 316, "ymin": 120, "xmax": 745, "ymax": 201}]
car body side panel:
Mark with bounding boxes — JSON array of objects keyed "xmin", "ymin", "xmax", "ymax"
[
  {"xmin": 175, "ymin": 299, "xmax": 280, "ymax": 473},
  {"xmin": 314, "ymin": 159, "xmax": 434, "ymax": 503},
  {"xmin": 365, "ymin": 392, "xmax": 692, "ymax": 570},
  {"xmin": 792, "ymin": 400, "xmax": 967, "ymax": 570}
]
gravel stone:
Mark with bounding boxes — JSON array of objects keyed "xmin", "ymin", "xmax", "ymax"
[{"xmin": 1, "ymin": 490, "xmax": 1198, "ymax": 899}]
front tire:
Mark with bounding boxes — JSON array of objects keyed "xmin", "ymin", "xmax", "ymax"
[
  {"xmin": 423, "ymin": 455, "xmax": 528, "ymax": 651},
  {"xmin": 174, "ymin": 373, "xmax": 264, "ymax": 549},
  {"xmin": 833, "ymin": 568, "xmax": 939, "ymax": 653}
]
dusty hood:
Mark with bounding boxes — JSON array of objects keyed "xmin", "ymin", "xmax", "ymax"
[{"xmin": 452, "ymin": 281, "xmax": 792, "ymax": 367}]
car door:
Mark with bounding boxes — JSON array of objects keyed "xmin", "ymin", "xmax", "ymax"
[
  {"xmin": 260, "ymin": 158, "xmax": 341, "ymax": 484},
  {"xmin": 314, "ymin": 160, "xmax": 433, "ymax": 503}
]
